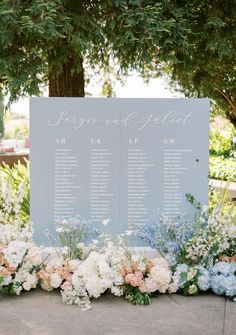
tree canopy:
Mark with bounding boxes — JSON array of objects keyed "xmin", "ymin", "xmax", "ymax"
[
  {"xmin": 0, "ymin": 1, "xmax": 235, "ymax": 128},
  {"xmin": 0, "ymin": 0, "xmax": 192, "ymax": 99},
  {"xmin": 164, "ymin": 1, "xmax": 236, "ymax": 128}
]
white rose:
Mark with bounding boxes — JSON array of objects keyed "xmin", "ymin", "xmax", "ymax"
[
  {"xmin": 187, "ymin": 268, "xmax": 198, "ymax": 281},
  {"xmin": 221, "ymin": 241, "xmax": 230, "ymax": 250},
  {"xmin": 188, "ymin": 284, "xmax": 198, "ymax": 295},
  {"xmin": 23, "ymin": 281, "xmax": 32, "ymax": 291},
  {"xmin": 168, "ymin": 280, "xmax": 179, "ymax": 293},
  {"xmin": 111, "ymin": 286, "xmax": 123, "ymax": 296},
  {"xmin": 50, "ymin": 273, "xmax": 62, "ymax": 288},
  {"xmin": 41, "ymin": 281, "xmax": 54, "ymax": 292}
]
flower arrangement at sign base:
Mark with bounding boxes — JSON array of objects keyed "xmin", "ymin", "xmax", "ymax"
[
  {"xmin": 35, "ymin": 238, "xmax": 178, "ymax": 310},
  {"xmin": 0, "ymin": 217, "xmax": 235, "ymax": 309},
  {"xmin": 0, "ymin": 176, "xmax": 235, "ymax": 309}
]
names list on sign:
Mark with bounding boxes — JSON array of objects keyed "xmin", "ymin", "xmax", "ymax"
[
  {"xmin": 54, "ymin": 147, "xmax": 80, "ymax": 218},
  {"xmin": 127, "ymin": 148, "xmax": 154, "ymax": 224},
  {"xmin": 90, "ymin": 148, "xmax": 114, "ymax": 224},
  {"xmin": 163, "ymin": 149, "xmax": 192, "ymax": 218},
  {"xmin": 30, "ymin": 98, "xmax": 209, "ymax": 245}
]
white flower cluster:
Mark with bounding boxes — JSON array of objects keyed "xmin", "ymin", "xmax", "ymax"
[
  {"xmin": 59, "ymin": 250, "xmax": 114, "ymax": 310},
  {"xmin": 0, "ymin": 221, "xmax": 32, "ymax": 245},
  {"xmin": 185, "ymin": 206, "xmax": 233, "ymax": 265},
  {"xmin": 143, "ymin": 258, "xmax": 178, "ymax": 294},
  {"xmin": 103, "ymin": 241, "xmax": 127, "ymax": 296},
  {"xmin": 0, "ymin": 218, "xmax": 43, "ymax": 295},
  {"xmin": 0, "ymin": 180, "xmax": 27, "ymax": 224},
  {"xmin": 3, "ymin": 240, "xmax": 29, "ymax": 268},
  {"xmin": 0, "ymin": 238, "xmax": 42, "ymax": 295},
  {"xmin": 72, "ymin": 251, "xmax": 113, "ymax": 298}
]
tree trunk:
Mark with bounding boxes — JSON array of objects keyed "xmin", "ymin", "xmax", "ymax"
[
  {"xmin": 0, "ymin": 92, "xmax": 4, "ymax": 139},
  {"xmin": 216, "ymin": 89, "xmax": 236, "ymax": 129},
  {"xmin": 225, "ymin": 108, "xmax": 236, "ymax": 129},
  {"xmin": 49, "ymin": 54, "xmax": 85, "ymax": 97}
]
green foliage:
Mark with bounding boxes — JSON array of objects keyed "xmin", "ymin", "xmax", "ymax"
[
  {"xmin": 179, "ymin": 270, "xmax": 201, "ymax": 296},
  {"xmin": 4, "ymin": 123, "xmax": 29, "ymax": 140},
  {"xmin": 0, "ymin": 279, "xmax": 21, "ymax": 295},
  {"xmin": 185, "ymin": 193, "xmax": 201, "ymax": 210},
  {"xmin": 124, "ymin": 284, "xmax": 151, "ymax": 305},
  {"xmin": 209, "ymin": 126, "xmax": 236, "ymax": 181},
  {"xmin": 55, "ymin": 216, "xmax": 91, "ymax": 260},
  {"xmin": 14, "ymin": 124, "xmax": 29, "ymax": 139},
  {"xmin": 3, "ymin": 111, "xmax": 28, "ymax": 140},
  {"xmin": 209, "ymin": 128, "xmax": 236, "ymax": 158},
  {"xmin": 208, "ymin": 186, "xmax": 236, "ymax": 218},
  {"xmin": 209, "ymin": 156, "xmax": 236, "ymax": 181}
]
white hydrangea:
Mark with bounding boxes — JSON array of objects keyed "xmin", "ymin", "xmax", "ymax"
[
  {"xmin": 17, "ymin": 272, "xmax": 38, "ymax": 291},
  {"xmin": 72, "ymin": 251, "xmax": 113, "ymax": 299},
  {"xmin": 145, "ymin": 259, "xmax": 172, "ymax": 293}
]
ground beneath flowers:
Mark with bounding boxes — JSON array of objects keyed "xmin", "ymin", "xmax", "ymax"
[{"xmin": 0, "ymin": 290, "xmax": 235, "ymax": 335}]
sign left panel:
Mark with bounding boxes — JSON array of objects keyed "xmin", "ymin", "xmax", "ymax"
[{"xmin": 30, "ymin": 98, "xmax": 120, "ymax": 245}]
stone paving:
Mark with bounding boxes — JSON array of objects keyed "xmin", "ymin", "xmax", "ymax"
[{"xmin": 0, "ymin": 289, "xmax": 235, "ymax": 335}]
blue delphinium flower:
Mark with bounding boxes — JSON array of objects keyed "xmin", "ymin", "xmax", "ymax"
[
  {"xmin": 165, "ymin": 253, "xmax": 177, "ymax": 267},
  {"xmin": 167, "ymin": 241, "xmax": 180, "ymax": 253},
  {"xmin": 134, "ymin": 214, "xmax": 197, "ymax": 266},
  {"xmin": 135, "ymin": 225, "xmax": 159, "ymax": 250}
]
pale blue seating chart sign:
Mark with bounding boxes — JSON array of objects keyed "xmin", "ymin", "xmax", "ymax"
[{"xmin": 30, "ymin": 98, "xmax": 209, "ymax": 245}]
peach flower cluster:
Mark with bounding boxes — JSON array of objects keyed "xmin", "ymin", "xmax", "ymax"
[
  {"xmin": 37, "ymin": 252, "xmax": 80, "ymax": 292},
  {"xmin": 0, "ymin": 244, "xmax": 16, "ymax": 277},
  {"xmin": 120, "ymin": 256, "xmax": 178, "ymax": 294}
]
